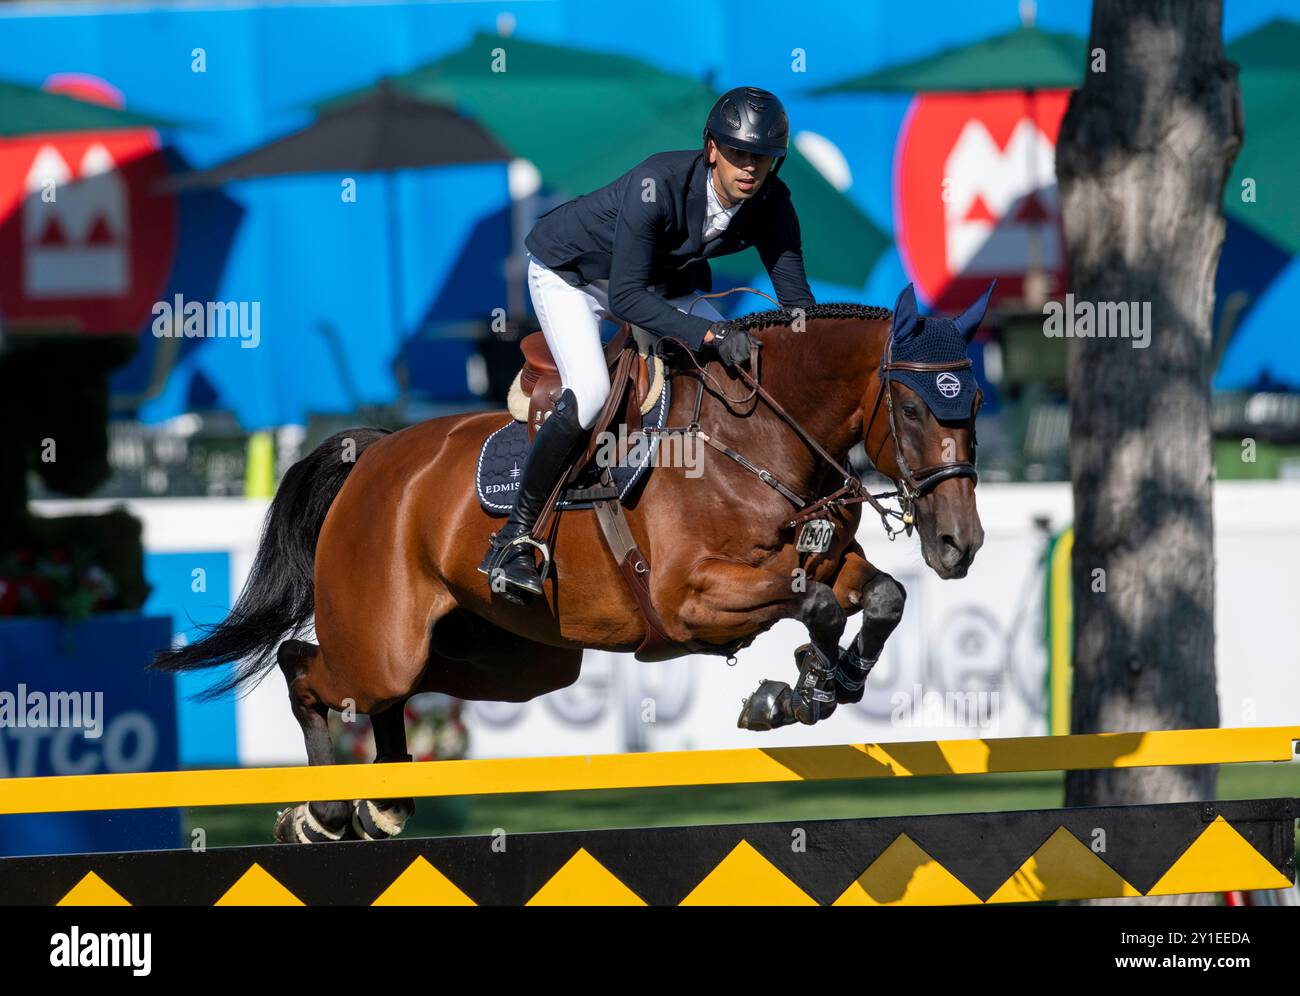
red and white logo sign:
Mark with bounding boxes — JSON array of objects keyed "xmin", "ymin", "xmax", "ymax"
[
  {"xmin": 0, "ymin": 75, "xmax": 177, "ymax": 335},
  {"xmin": 894, "ymin": 91, "xmax": 1070, "ymax": 311},
  {"xmin": 23, "ymin": 142, "xmax": 130, "ymax": 299}
]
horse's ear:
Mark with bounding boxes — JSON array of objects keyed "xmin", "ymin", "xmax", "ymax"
[
  {"xmin": 891, "ymin": 283, "xmax": 920, "ymax": 342},
  {"xmin": 955, "ymin": 280, "xmax": 996, "ymax": 342}
]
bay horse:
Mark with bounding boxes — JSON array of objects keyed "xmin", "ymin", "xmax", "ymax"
[{"xmin": 152, "ymin": 282, "xmax": 989, "ymax": 843}]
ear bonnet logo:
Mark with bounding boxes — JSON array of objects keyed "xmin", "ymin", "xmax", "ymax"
[{"xmin": 936, "ymin": 372, "xmax": 962, "ymax": 398}]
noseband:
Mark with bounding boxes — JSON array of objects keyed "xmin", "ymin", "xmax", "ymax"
[{"xmin": 862, "ymin": 334, "xmax": 980, "ymax": 533}]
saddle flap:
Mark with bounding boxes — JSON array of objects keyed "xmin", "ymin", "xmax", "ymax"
[
  {"xmin": 566, "ymin": 339, "xmax": 642, "ymax": 468},
  {"xmin": 601, "ymin": 325, "xmax": 632, "ymax": 370},
  {"xmin": 527, "ymin": 371, "xmax": 563, "ymax": 441}
]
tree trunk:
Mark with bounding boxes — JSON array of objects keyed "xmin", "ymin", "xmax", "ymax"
[{"xmin": 1056, "ymin": 0, "xmax": 1241, "ymax": 905}]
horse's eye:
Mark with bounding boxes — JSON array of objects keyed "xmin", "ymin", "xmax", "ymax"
[{"xmin": 901, "ymin": 405, "xmax": 921, "ymax": 420}]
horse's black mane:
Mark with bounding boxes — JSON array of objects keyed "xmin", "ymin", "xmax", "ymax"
[{"xmin": 729, "ymin": 301, "xmax": 892, "ymax": 332}]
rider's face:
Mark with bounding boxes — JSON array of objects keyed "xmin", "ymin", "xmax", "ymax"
[{"xmin": 708, "ymin": 140, "xmax": 774, "ymax": 205}]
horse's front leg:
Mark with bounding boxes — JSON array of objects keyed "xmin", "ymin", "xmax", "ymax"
[
  {"xmin": 671, "ymin": 557, "xmax": 846, "ymax": 731},
  {"xmin": 830, "ymin": 545, "xmax": 906, "ymax": 705}
]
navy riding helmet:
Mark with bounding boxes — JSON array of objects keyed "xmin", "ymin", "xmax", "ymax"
[
  {"xmin": 885, "ymin": 282, "xmax": 995, "ymax": 420},
  {"xmin": 703, "ymin": 86, "xmax": 790, "ymax": 175}
]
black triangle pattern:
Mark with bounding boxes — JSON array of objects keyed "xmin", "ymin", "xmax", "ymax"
[{"xmin": 0, "ymin": 798, "xmax": 1292, "ymax": 906}]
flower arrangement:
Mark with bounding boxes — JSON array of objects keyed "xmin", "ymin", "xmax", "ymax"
[{"xmin": 0, "ymin": 548, "xmax": 122, "ymax": 621}]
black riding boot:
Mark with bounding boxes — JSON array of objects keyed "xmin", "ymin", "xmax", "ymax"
[{"xmin": 480, "ymin": 389, "xmax": 587, "ymax": 604}]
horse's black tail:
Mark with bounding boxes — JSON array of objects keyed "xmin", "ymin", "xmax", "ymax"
[{"xmin": 151, "ymin": 427, "xmax": 392, "ymax": 699}]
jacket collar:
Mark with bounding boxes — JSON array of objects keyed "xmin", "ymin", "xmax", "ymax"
[{"xmin": 687, "ymin": 154, "xmax": 760, "ymax": 252}]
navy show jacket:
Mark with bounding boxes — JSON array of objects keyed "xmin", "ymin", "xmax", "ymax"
[{"xmin": 524, "ymin": 149, "xmax": 816, "ymax": 352}]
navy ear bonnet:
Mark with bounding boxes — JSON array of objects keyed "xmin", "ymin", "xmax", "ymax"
[{"xmin": 885, "ymin": 282, "xmax": 994, "ymax": 420}]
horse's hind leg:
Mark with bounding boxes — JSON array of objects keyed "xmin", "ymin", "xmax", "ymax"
[
  {"xmin": 350, "ymin": 702, "xmax": 416, "ymax": 841},
  {"xmin": 272, "ymin": 639, "xmax": 355, "ymax": 844}
]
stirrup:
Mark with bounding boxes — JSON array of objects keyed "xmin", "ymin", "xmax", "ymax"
[{"xmin": 478, "ymin": 530, "xmax": 552, "ymax": 582}]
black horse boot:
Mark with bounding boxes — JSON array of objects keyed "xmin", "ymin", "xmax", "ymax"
[{"xmin": 479, "ymin": 389, "xmax": 587, "ymax": 604}]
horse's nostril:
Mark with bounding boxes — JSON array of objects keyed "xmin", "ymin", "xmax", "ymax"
[{"xmin": 939, "ymin": 534, "xmax": 965, "ymax": 566}]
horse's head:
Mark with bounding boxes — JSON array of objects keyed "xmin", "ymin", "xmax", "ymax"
[{"xmin": 863, "ymin": 283, "xmax": 992, "ymax": 579}]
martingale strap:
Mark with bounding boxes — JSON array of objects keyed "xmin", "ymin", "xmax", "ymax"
[{"xmin": 690, "ymin": 427, "xmax": 807, "ymax": 507}]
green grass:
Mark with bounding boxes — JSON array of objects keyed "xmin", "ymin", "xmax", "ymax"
[{"xmin": 183, "ymin": 761, "xmax": 1299, "ymax": 848}]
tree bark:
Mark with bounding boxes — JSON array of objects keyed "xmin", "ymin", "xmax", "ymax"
[{"xmin": 1056, "ymin": 0, "xmax": 1241, "ymax": 905}]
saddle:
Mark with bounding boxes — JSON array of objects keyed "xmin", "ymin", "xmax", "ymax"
[{"xmin": 507, "ymin": 325, "xmax": 665, "ymax": 444}]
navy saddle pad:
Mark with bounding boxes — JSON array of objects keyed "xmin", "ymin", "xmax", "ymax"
[{"xmin": 475, "ymin": 379, "xmax": 671, "ymax": 514}]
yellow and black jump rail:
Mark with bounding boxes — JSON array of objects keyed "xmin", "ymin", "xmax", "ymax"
[{"xmin": 0, "ymin": 726, "xmax": 1296, "ymax": 905}]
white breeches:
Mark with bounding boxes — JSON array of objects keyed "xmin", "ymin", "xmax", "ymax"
[{"xmin": 526, "ymin": 252, "xmax": 724, "ymax": 428}]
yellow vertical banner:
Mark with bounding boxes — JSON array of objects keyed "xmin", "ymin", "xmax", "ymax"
[
  {"xmin": 244, "ymin": 431, "xmax": 276, "ymax": 498},
  {"xmin": 1047, "ymin": 527, "xmax": 1074, "ymax": 735}
]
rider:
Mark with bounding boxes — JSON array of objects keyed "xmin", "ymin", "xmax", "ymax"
[{"xmin": 482, "ymin": 86, "xmax": 817, "ymax": 604}]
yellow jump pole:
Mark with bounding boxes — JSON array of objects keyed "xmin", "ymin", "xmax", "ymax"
[{"xmin": 0, "ymin": 725, "xmax": 1296, "ymax": 816}]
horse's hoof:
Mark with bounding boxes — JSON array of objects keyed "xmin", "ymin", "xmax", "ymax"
[
  {"xmin": 738, "ymin": 680, "xmax": 794, "ymax": 731},
  {"xmin": 351, "ymin": 797, "xmax": 415, "ymax": 841},
  {"xmin": 272, "ymin": 806, "xmax": 299, "ymax": 844},
  {"xmin": 273, "ymin": 802, "xmax": 351, "ymax": 844}
]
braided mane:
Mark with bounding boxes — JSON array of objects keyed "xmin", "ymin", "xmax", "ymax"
[{"xmin": 728, "ymin": 301, "xmax": 892, "ymax": 332}]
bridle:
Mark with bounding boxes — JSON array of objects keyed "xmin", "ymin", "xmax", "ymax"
[
  {"xmin": 860, "ymin": 331, "xmax": 981, "ymax": 534},
  {"xmin": 651, "ymin": 289, "xmax": 980, "ymax": 542}
]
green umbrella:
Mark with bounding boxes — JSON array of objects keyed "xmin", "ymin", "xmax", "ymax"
[
  {"xmin": 1225, "ymin": 19, "xmax": 1300, "ymax": 253},
  {"xmin": 811, "ymin": 25, "xmax": 1085, "ymax": 95},
  {"xmin": 325, "ymin": 32, "xmax": 889, "ymax": 288},
  {"xmin": 0, "ymin": 78, "xmax": 174, "ymax": 137},
  {"xmin": 1227, "ymin": 15, "xmax": 1300, "ymax": 70}
]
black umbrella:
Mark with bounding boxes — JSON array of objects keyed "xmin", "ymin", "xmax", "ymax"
[
  {"xmin": 165, "ymin": 81, "xmax": 512, "ymax": 338},
  {"xmin": 168, "ymin": 82, "xmax": 510, "ymax": 186}
]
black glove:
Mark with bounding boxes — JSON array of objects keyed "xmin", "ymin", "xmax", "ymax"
[{"xmin": 706, "ymin": 320, "xmax": 757, "ymax": 369}]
